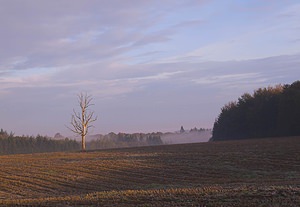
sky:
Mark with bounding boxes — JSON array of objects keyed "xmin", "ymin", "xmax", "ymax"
[{"xmin": 0, "ymin": 0, "xmax": 300, "ymax": 137}]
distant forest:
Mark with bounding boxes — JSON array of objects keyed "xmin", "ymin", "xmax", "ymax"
[
  {"xmin": 211, "ymin": 80, "xmax": 300, "ymax": 141},
  {"xmin": 0, "ymin": 129, "xmax": 80, "ymax": 155},
  {"xmin": 0, "ymin": 130, "xmax": 164, "ymax": 155},
  {"xmin": 87, "ymin": 128, "xmax": 211, "ymax": 150},
  {"xmin": 87, "ymin": 132, "xmax": 163, "ymax": 150},
  {"xmin": 0, "ymin": 128, "xmax": 210, "ymax": 154}
]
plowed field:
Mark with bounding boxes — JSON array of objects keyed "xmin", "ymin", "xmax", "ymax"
[{"xmin": 0, "ymin": 137, "xmax": 299, "ymax": 206}]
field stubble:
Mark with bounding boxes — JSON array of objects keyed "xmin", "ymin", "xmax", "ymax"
[{"xmin": 0, "ymin": 136, "xmax": 299, "ymax": 206}]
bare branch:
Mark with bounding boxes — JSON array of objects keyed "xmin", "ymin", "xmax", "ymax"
[{"xmin": 73, "ymin": 109, "xmax": 81, "ymax": 121}]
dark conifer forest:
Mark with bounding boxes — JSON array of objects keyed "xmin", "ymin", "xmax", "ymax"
[{"xmin": 211, "ymin": 80, "xmax": 300, "ymax": 141}]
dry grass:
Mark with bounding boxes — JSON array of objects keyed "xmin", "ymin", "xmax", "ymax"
[{"xmin": 0, "ymin": 136, "xmax": 299, "ymax": 206}]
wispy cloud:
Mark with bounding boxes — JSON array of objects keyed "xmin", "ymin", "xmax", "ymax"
[{"xmin": 192, "ymin": 73, "xmax": 262, "ymax": 85}]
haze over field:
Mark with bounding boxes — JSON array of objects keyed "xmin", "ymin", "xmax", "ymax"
[{"xmin": 0, "ymin": 1, "xmax": 300, "ymax": 136}]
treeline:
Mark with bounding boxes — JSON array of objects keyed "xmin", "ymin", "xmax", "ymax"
[
  {"xmin": 87, "ymin": 132, "xmax": 163, "ymax": 150},
  {"xmin": 212, "ymin": 80, "xmax": 300, "ymax": 141},
  {"xmin": 0, "ymin": 129, "xmax": 80, "ymax": 155}
]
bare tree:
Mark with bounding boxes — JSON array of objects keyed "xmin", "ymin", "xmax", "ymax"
[{"xmin": 68, "ymin": 93, "xmax": 97, "ymax": 151}]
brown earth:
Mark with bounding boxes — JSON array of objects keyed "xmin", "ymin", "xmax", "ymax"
[{"xmin": 0, "ymin": 136, "xmax": 299, "ymax": 206}]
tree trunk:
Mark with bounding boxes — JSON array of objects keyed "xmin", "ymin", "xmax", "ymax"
[
  {"xmin": 82, "ymin": 125, "xmax": 87, "ymax": 151},
  {"xmin": 82, "ymin": 134, "xmax": 86, "ymax": 151}
]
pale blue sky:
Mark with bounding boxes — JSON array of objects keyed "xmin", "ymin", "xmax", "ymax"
[{"xmin": 0, "ymin": 0, "xmax": 299, "ymax": 136}]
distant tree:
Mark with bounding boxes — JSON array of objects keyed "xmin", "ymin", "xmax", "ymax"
[
  {"xmin": 147, "ymin": 133, "xmax": 163, "ymax": 145},
  {"xmin": 68, "ymin": 93, "xmax": 97, "ymax": 151},
  {"xmin": 190, "ymin": 127, "xmax": 198, "ymax": 132},
  {"xmin": 180, "ymin": 126, "xmax": 185, "ymax": 133},
  {"xmin": 54, "ymin": 133, "xmax": 64, "ymax": 139}
]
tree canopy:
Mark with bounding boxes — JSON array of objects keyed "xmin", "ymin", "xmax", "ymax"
[{"xmin": 211, "ymin": 80, "xmax": 300, "ymax": 141}]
